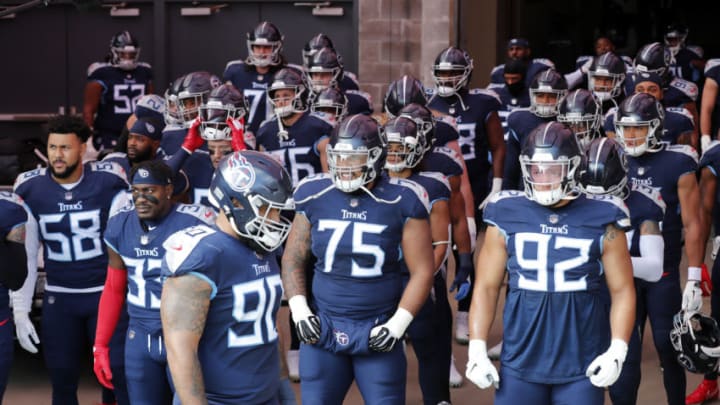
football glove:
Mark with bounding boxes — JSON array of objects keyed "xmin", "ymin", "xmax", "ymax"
[
  {"xmin": 450, "ymin": 252, "xmax": 473, "ymax": 300},
  {"xmin": 181, "ymin": 117, "xmax": 204, "ymax": 153},
  {"xmin": 288, "ymin": 295, "xmax": 321, "ymax": 344},
  {"xmin": 585, "ymin": 339, "xmax": 628, "ymax": 387},
  {"xmin": 14, "ymin": 311, "xmax": 39, "ymax": 354},
  {"xmin": 369, "ymin": 308, "xmax": 413, "ymax": 352},
  {"xmin": 93, "ymin": 345, "xmax": 114, "ymax": 389},
  {"xmin": 466, "ymin": 339, "xmax": 500, "ymax": 389}
]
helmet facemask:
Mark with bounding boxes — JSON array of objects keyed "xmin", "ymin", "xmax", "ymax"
[
  {"xmin": 327, "ymin": 143, "xmax": 383, "ymax": 192},
  {"xmin": 307, "ymin": 68, "xmax": 341, "ymax": 94},
  {"xmin": 269, "ymin": 86, "xmax": 306, "ymax": 118},
  {"xmin": 199, "ymin": 101, "xmax": 245, "ymax": 141},
  {"xmin": 588, "ymin": 72, "xmax": 625, "ymax": 102},
  {"xmin": 111, "ymin": 46, "xmax": 140, "ymax": 71},
  {"xmin": 433, "ymin": 66, "xmax": 471, "ymax": 97},
  {"xmin": 520, "ymin": 154, "xmax": 580, "ymax": 206},
  {"xmin": 615, "ymin": 118, "xmax": 660, "ymax": 157},
  {"xmin": 530, "ymin": 88, "xmax": 567, "ymax": 117},
  {"xmin": 246, "ymin": 39, "xmax": 282, "ymax": 67},
  {"xmin": 557, "ymin": 113, "xmax": 600, "ymax": 150}
]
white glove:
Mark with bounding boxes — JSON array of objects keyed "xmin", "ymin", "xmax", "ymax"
[
  {"xmin": 466, "ymin": 339, "xmax": 500, "ymax": 389},
  {"xmin": 701, "ymin": 134, "xmax": 712, "ymax": 153},
  {"xmin": 288, "ymin": 295, "xmax": 321, "ymax": 344},
  {"xmin": 467, "ymin": 217, "xmax": 477, "ymax": 253},
  {"xmin": 369, "ymin": 308, "xmax": 413, "ymax": 352},
  {"xmin": 14, "ymin": 311, "xmax": 39, "ymax": 353},
  {"xmin": 585, "ymin": 339, "xmax": 628, "ymax": 387},
  {"xmin": 683, "ymin": 267, "xmax": 703, "ymax": 313},
  {"xmin": 478, "ymin": 177, "xmax": 502, "ymax": 211},
  {"xmin": 83, "ymin": 137, "xmax": 100, "ymax": 162}
]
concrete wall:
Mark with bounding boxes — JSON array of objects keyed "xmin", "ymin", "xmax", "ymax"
[{"xmin": 357, "ymin": 0, "xmax": 452, "ymax": 112}]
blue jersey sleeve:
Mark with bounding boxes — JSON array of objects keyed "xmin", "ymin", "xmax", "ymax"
[
  {"xmin": 162, "ymin": 225, "xmax": 221, "ymax": 297},
  {"xmin": 700, "ymin": 141, "xmax": 720, "ymax": 175}
]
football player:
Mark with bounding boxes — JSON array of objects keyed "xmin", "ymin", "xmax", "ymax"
[
  {"xmin": 685, "ymin": 139, "xmax": 720, "ymax": 404},
  {"xmin": 12, "ymin": 115, "xmax": 131, "ymax": 405},
  {"xmin": 579, "ymin": 138, "xmax": 667, "ymax": 405},
  {"xmin": 309, "ymin": 86, "xmax": 348, "ymax": 126},
  {"xmin": 84, "ymin": 31, "xmax": 154, "ymax": 153},
  {"xmin": 587, "ymin": 51, "xmax": 627, "ymax": 113},
  {"xmin": 257, "ymin": 67, "xmax": 334, "ymax": 185},
  {"xmin": 466, "ymin": 122, "xmax": 635, "ymax": 404},
  {"xmin": 489, "ymin": 38, "xmax": 555, "ymax": 89},
  {"xmin": 503, "ymin": 69, "xmax": 567, "ymax": 190},
  {"xmin": 489, "ymin": 58, "xmax": 531, "ymax": 141},
  {"xmin": 302, "ymin": 33, "xmax": 360, "ymax": 92},
  {"xmin": 665, "ymin": 23, "xmax": 705, "ymax": 85},
  {"xmin": 282, "ymin": 114, "xmax": 435, "ymax": 404},
  {"xmin": 304, "ymin": 47, "xmax": 373, "ymax": 115},
  {"xmin": 0, "ymin": 191, "xmax": 34, "ymax": 402},
  {"xmin": 224, "ymin": 22, "xmax": 287, "ymax": 138},
  {"xmin": 385, "ymin": 116, "xmax": 454, "ymax": 403},
  {"xmin": 557, "ymin": 88, "xmax": 603, "ymax": 150},
  {"xmin": 612, "ymin": 93, "xmax": 703, "ymax": 404},
  {"xmin": 92, "ymin": 161, "xmax": 215, "ymax": 404},
  {"xmin": 427, "ymin": 47, "xmax": 505, "ymax": 344},
  {"xmin": 161, "ymin": 151, "xmax": 294, "ymax": 404},
  {"xmin": 159, "ymin": 71, "xmax": 221, "ymax": 156}
]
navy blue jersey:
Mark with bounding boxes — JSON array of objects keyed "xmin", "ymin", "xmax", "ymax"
[
  {"xmin": 428, "ymin": 88, "xmax": 502, "ymax": 202},
  {"xmin": 433, "ymin": 115, "xmax": 460, "ymax": 147},
  {"xmin": 490, "ymin": 85, "xmax": 531, "ymax": 142},
  {"xmin": 162, "ymin": 225, "xmax": 282, "ymax": 404},
  {"xmin": 490, "ymin": 59, "xmax": 555, "ymax": 88},
  {"xmin": 705, "ymin": 59, "xmax": 720, "ymax": 136},
  {"xmin": 627, "ymin": 144, "xmax": 698, "ymax": 271},
  {"xmin": 700, "ymin": 141, "xmax": 720, "ymax": 214},
  {"xmin": 339, "ymin": 71, "xmax": 360, "ymax": 92},
  {"xmin": 669, "ymin": 48, "xmax": 703, "ymax": 84},
  {"xmin": 503, "ymin": 108, "xmax": 552, "ymax": 190},
  {"xmin": 398, "ymin": 172, "xmax": 450, "ymax": 275},
  {"xmin": 104, "ymin": 204, "xmax": 215, "ymax": 334},
  {"xmin": 223, "ymin": 60, "xmax": 281, "ymax": 135},
  {"xmin": 180, "ymin": 152, "xmax": 215, "ymax": 207},
  {"xmin": 484, "ymin": 190, "xmax": 630, "ymax": 384},
  {"xmin": 624, "ymin": 74, "xmax": 697, "ymax": 108},
  {"xmin": 603, "ymin": 106, "xmax": 694, "ymax": 144},
  {"xmin": 87, "ymin": 62, "xmax": 153, "ymax": 138},
  {"xmin": 345, "ymin": 90, "xmax": 374, "ymax": 115},
  {"xmin": 0, "ymin": 192, "xmax": 28, "ymax": 305},
  {"xmin": 14, "ymin": 162, "xmax": 129, "ymax": 290},
  {"xmin": 294, "ymin": 174, "xmax": 429, "ymax": 319},
  {"xmin": 624, "ymin": 185, "xmax": 666, "ymax": 257},
  {"xmin": 256, "ymin": 112, "xmax": 333, "ymax": 186},
  {"xmin": 420, "ymin": 146, "xmax": 464, "ymax": 179}
]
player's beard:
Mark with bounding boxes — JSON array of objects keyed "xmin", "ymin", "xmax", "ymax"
[
  {"xmin": 50, "ymin": 159, "xmax": 80, "ymax": 179},
  {"xmin": 128, "ymin": 146, "xmax": 154, "ymax": 164}
]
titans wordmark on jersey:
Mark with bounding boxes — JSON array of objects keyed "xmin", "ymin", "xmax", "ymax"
[{"xmin": 161, "ymin": 224, "xmax": 282, "ymax": 404}]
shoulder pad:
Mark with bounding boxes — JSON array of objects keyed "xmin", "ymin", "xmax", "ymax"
[
  {"xmin": 490, "ymin": 64, "xmax": 505, "ymax": 75},
  {"xmin": 90, "ymin": 160, "xmax": 128, "ymax": 180},
  {"xmin": 669, "ymin": 78, "xmax": 699, "ymax": 100},
  {"xmin": 343, "ymin": 71, "xmax": 359, "ymax": 83},
  {"xmin": 486, "ymin": 83, "xmax": 504, "ymax": 90},
  {"xmin": 419, "ymin": 171, "xmax": 451, "ymax": 192},
  {"xmin": 13, "ymin": 167, "xmax": 47, "ymax": 191},
  {"xmin": 490, "ymin": 189, "xmax": 524, "ymax": 204},
  {"xmin": 137, "ymin": 62, "xmax": 152, "ymax": 69},
  {"xmin": 705, "ymin": 59, "xmax": 720, "ymax": 75},
  {"xmin": 632, "ymin": 184, "xmax": 666, "ymax": 212},
  {"xmin": 666, "ymin": 106, "xmax": 694, "ymax": 121},
  {"xmin": 258, "ymin": 115, "xmax": 278, "ymax": 130},
  {"xmin": 346, "ymin": 89, "xmax": 372, "ymax": 102},
  {"xmin": 666, "ymin": 144, "xmax": 699, "ymax": 162},
  {"xmin": 224, "ymin": 59, "xmax": 246, "ymax": 70},
  {"xmin": 308, "ymin": 111, "xmax": 336, "ymax": 127},
  {"xmin": 435, "ymin": 114, "xmax": 458, "ymax": 130},
  {"xmin": 576, "ymin": 55, "xmax": 592, "ymax": 65},
  {"xmin": 604, "ymin": 107, "xmax": 618, "ymax": 121},
  {"xmin": 389, "ymin": 177, "xmax": 431, "ymax": 212},
  {"xmin": 176, "ymin": 204, "xmax": 217, "ymax": 225},
  {"xmin": 532, "ymin": 58, "xmax": 555, "ymax": 68},
  {"xmin": 587, "ymin": 194, "xmax": 631, "ymax": 220},
  {"xmin": 296, "ymin": 172, "xmax": 331, "ymax": 189},
  {"xmin": 163, "ymin": 225, "xmax": 216, "ymax": 274},
  {"xmin": 431, "ymin": 146, "xmax": 464, "ymax": 167},
  {"xmin": 687, "ymin": 45, "xmax": 704, "ymax": 59},
  {"xmin": 87, "ymin": 62, "xmax": 110, "ymax": 77},
  {"xmin": 0, "ymin": 190, "xmax": 24, "ymax": 206},
  {"xmin": 468, "ymin": 88, "xmax": 502, "ymax": 102},
  {"xmin": 621, "ymin": 55, "xmax": 633, "ymax": 67},
  {"xmin": 102, "ymin": 151, "xmax": 127, "ymax": 161}
]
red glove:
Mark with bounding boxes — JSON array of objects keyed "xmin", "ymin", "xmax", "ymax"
[
  {"xmin": 228, "ymin": 116, "xmax": 246, "ymax": 151},
  {"xmin": 93, "ymin": 345, "xmax": 114, "ymax": 389},
  {"xmin": 181, "ymin": 117, "xmax": 204, "ymax": 153},
  {"xmin": 701, "ymin": 263, "xmax": 712, "ymax": 297}
]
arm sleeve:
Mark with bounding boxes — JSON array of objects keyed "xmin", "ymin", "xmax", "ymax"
[
  {"xmin": 95, "ymin": 266, "xmax": 128, "ymax": 347},
  {"xmin": 630, "ymin": 234, "xmax": 664, "ymax": 282},
  {"xmin": 10, "ymin": 208, "xmax": 39, "ymax": 313}
]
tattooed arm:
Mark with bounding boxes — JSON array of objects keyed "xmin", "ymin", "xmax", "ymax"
[
  {"xmin": 161, "ymin": 275, "xmax": 212, "ymax": 405},
  {"xmin": 602, "ymin": 223, "xmax": 635, "ymax": 343},
  {"xmin": 281, "ymin": 213, "xmax": 312, "ymax": 299}
]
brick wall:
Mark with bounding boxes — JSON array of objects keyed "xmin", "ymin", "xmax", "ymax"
[{"xmin": 357, "ymin": 0, "xmax": 452, "ymax": 112}]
